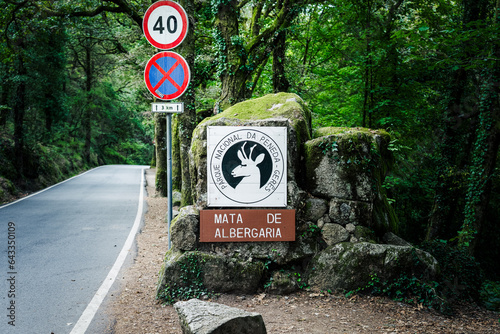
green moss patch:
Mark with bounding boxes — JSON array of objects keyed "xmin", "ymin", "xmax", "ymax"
[{"xmin": 199, "ymin": 93, "xmax": 312, "ymax": 140}]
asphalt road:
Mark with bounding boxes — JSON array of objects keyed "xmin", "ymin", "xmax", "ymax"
[{"xmin": 0, "ymin": 165, "xmax": 148, "ymax": 334}]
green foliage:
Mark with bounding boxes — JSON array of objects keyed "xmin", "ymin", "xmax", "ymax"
[
  {"xmin": 346, "ymin": 272, "xmax": 444, "ymax": 311},
  {"xmin": 346, "ymin": 248, "xmax": 448, "ymax": 312},
  {"xmin": 157, "ymin": 253, "xmax": 214, "ymax": 305},
  {"xmin": 262, "ymin": 249, "xmax": 309, "ymax": 292},
  {"xmin": 479, "ymin": 281, "xmax": 500, "ymax": 312},
  {"xmin": 264, "ymin": 266, "xmax": 309, "ymax": 292},
  {"xmin": 319, "ymin": 139, "xmax": 338, "ymax": 156},
  {"xmin": 420, "ymin": 240, "xmax": 484, "ymax": 303},
  {"xmin": 480, "ymin": 281, "xmax": 500, "ymax": 312},
  {"xmin": 292, "ymin": 269, "xmax": 308, "ymax": 290},
  {"xmin": 0, "ymin": 2, "xmax": 153, "ymax": 199},
  {"xmin": 387, "ymin": 151, "xmax": 438, "ymax": 244},
  {"xmin": 344, "ymin": 242, "xmax": 491, "ymax": 313},
  {"xmin": 459, "ymin": 73, "xmax": 496, "ymax": 248},
  {"xmin": 301, "ymin": 224, "xmax": 321, "ymax": 239},
  {"xmin": 263, "ymin": 248, "xmax": 281, "ymax": 270},
  {"xmin": 212, "ymin": 27, "xmax": 228, "ymax": 78}
]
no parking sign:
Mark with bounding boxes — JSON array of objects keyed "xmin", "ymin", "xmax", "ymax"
[{"xmin": 144, "ymin": 51, "xmax": 190, "ymax": 100}]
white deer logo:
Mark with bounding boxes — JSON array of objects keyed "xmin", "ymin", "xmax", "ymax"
[{"xmin": 231, "ymin": 142, "xmax": 265, "ymax": 192}]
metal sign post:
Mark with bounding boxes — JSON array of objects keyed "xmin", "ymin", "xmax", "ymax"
[
  {"xmin": 144, "ymin": 1, "xmax": 190, "ymax": 250},
  {"xmin": 166, "ymin": 113, "xmax": 173, "ymax": 250},
  {"xmin": 152, "ymin": 108, "xmax": 183, "ymax": 250}
]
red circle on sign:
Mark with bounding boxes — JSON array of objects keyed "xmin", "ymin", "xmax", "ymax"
[
  {"xmin": 143, "ymin": 1, "xmax": 188, "ymax": 50},
  {"xmin": 144, "ymin": 51, "xmax": 191, "ymax": 100}
]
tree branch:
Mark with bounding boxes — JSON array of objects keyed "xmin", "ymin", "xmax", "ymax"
[
  {"xmin": 32, "ymin": 0, "xmax": 142, "ymax": 27},
  {"xmin": 246, "ymin": 0, "xmax": 291, "ymax": 55}
]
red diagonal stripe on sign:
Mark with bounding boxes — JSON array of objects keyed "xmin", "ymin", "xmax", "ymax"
[{"xmin": 152, "ymin": 60, "xmax": 181, "ymax": 92}]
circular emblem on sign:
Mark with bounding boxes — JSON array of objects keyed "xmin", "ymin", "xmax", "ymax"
[
  {"xmin": 209, "ymin": 128, "xmax": 285, "ymax": 205},
  {"xmin": 143, "ymin": 1, "xmax": 188, "ymax": 50},
  {"xmin": 144, "ymin": 51, "xmax": 191, "ymax": 100}
]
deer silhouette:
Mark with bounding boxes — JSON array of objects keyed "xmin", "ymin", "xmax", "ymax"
[{"xmin": 231, "ymin": 142, "xmax": 265, "ymax": 191}]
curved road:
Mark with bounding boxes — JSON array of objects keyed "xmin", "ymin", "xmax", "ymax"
[{"xmin": 0, "ymin": 165, "xmax": 148, "ymax": 334}]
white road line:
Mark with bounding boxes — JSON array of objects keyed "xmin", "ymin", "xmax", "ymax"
[
  {"xmin": 0, "ymin": 166, "xmax": 105, "ymax": 210},
  {"xmin": 70, "ymin": 168, "xmax": 146, "ymax": 334}
]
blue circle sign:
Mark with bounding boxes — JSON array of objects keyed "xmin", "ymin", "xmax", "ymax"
[{"xmin": 144, "ymin": 51, "xmax": 191, "ymax": 100}]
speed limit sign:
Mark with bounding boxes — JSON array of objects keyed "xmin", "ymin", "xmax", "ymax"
[{"xmin": 143, "ymin": 1, "xmax": 188, "ymax": 50}]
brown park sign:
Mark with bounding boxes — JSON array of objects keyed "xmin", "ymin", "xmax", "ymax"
[{"xmin": 200, "ymin": 209, "xmax": 295, "ymax": 242}]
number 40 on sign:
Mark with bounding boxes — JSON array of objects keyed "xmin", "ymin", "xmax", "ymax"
[{"xmin": 143, "ymin": 1, "xmax": 188, "ymax": 50}]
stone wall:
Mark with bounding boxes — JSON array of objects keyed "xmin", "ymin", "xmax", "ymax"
[{"xmin": 157, "ymin": 93, "xmax": 437, "ymax": 298}]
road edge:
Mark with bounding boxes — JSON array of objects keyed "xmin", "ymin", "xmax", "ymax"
[{"xmin": 69, "ymin": 167, "xmax": 147, "ymax": 334}]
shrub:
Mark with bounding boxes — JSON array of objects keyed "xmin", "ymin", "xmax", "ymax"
[
  {"xmin": 480, "ymin": 281, "xmax": 500, "ymax": 312},
  {"xmin": 420, "ymin": 240, "xmax": 483, "ymax": 303}
]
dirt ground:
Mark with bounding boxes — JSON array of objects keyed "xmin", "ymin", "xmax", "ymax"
[{"xmin": 106, "ymin": 168, "xmax": 500, "ymax": 333}]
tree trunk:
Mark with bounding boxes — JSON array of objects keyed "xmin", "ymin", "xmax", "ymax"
[
  {"xmin": 154, "ymin": 113, "xmax": 167, "ymax": 197},
  {"xmin": 427, "ymin": 0, "xmax": 490, "ymax": 241},
  {"xmin": 361, "ymin": 1, "xmax": 372, "ymax": 128},
  {"xmin": 215, "ymin": 0, "xmax": 242, "ymax": 110},
  {"xmin": 460, "ymin": 0, "xmax": 500, "ymax": 252},
  {"xmin": 43, "ymin": 31, "xmax": 62, "ymax": 134},
  {"xmin": 214, "ymin": 0, "xmax": 294, "ymax": 110},
  {"xmin": 426, "ymin": 67, "xmax": 468, "ymax": 241},
  {"xmin": 14, "ymin": 46, "xmax": 26, "ymax": 179},
  {"xmin": 460, "ymin": 73, "xmax": 500, "ymax": 252},
  {"xmin": 0, "ymin": 75, "xmax": 8, "ymax": 127},
  {"xmin": 84, "ymin": 44, "xmax": 92, "ymax": 164},
  {"xmin": 273, "ymin": 29, "xmax": 290, "ymax": 93},
  {"xmin": 176, "ymin": 0, "xmax": 196, "ymax": 206},
  {"xmin": 44, "ymin": 93, "xmax": 54, "ymax": 132}
]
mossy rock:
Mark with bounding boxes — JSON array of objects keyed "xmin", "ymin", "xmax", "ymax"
[
  {"xmin": 305, "ymin": 127, "xmax": 392, "ymax": 199},
  {"xmin": 197, "ymin": 237, "xmax": 318, "ymax": 266},
  {"xmin": 321, "ymin": 223, "xmax": 350, "ymax": 246},
  {"xmin": 309, "ymin": 126, "xmax": 392, "ymax": 168},
  {"xmin": 302, "ymin": 198, "xmax": 328, "ymax": 222},
  {"xmin": 353, "ymin": 226, "xmax": 377, "ymax": 242},
  {"xmin": 266, "ymin": 270, "xmax": 300, "ymax": 295},
  {"xmin": 208, "ymin": 93, "xmax": 312, "ymax": 143},
  {"xmin": 328, "ymin": 198, "xmax": 373, "ymax": 226},
  {"xmin": 170, "ymin": 205, "xmax": 199, "ymax": 251},
  {"xmin": 304, "ymin": 127, "xmax": 397, "ymax": 235},
  {"xmin": 157, "ymin": 250, "xmax": 265, "ymax": 296},
  {"xmin": 190, "ymin": 93, "xmax": 312, "ymax": 207},
  {"xmin": 307, "ymin": 242, "xmax": 438, "ymax": 292},
  {"xmin": 172, "ymin": 190, "xmax": 182, "ymax": 207}
]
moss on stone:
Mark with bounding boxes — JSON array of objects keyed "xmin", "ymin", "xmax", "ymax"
[
  {"xmin": 304, "ymin": 138, "xmax": 326, "ymax": 183},
  {"xmin": 373, "ymin": 193, "xmax": 399, "ymax": 235},
  {"xmin": 354, "ymin": 226, "xmax": 376, "ymax": 242},
  {"xmin": 156, "ymin": 249, "xmax": 184, "ymax": 297},
  {"xmin": 313, "ymin": 126, "xmax": 390, "ymax": 140},
  {"xmin": 158, "ymin": 249, "xmax": 266, "ymax": 295},
  {"xmin": 189, "ymin": 127, "xmax": 207, "ymax": 167},
  {"xmin": 305, "ymin": 127, "xmax": 397, "ymax": 234},
  {"xmin": 199, "ymin": 93, "xmax": 312, "ymax": 141}
]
